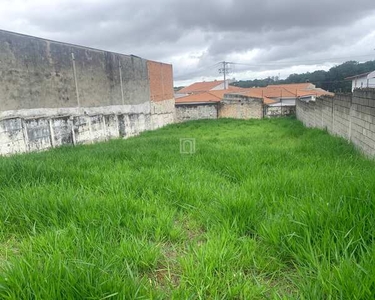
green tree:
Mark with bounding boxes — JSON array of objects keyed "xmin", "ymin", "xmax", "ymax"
[{"xmin": 231, "ymin": 60, "xmax": 375, "ymax": 92}]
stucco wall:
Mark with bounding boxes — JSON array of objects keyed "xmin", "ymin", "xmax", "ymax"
[
  {"xmin": 150, "ymin": 99, "xmax": 175, "ymax": 129},
  {"xmin": 265, "ymin": 105, "xmax": 296, "ymax": 117},
  {"xmin": 351, "ymin": 77, "xmax": 375, "ymax": 91},
  {"xmin": 219, "ymin": 94, "xmax": 263, "ymax": 119},
  {"xmin": 175, "ymin": 103, "xmax": 218, "ymax": 122},
  {"xmin": 175, "ymin": 94, "xmax": 265, "ymax": 123},
  {"xmin": 296, "ymin": 89, "xmax": 375, "ymax": 157},
  {"xmin": 0, "ymin": 30, "xmax": 150, "ymax": 111}
]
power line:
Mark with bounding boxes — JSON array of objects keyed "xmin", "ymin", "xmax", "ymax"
[{"xmin": 218, "ymin": 61, "xmax": 232, "ymax": 89}]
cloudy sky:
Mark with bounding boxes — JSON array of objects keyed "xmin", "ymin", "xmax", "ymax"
[{"xmin": 0, "ymin": 0, "xmax": 375, "ymax": 86}]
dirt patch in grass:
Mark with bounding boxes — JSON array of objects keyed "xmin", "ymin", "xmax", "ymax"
[
  {"xmin": 147, "ymin": 242, "xmax": 180, "ymax": 292},
  {"xmin": 0, "ymin": 238, "xmax": 19, "ymax": 271},
  {"xmin": 148, "ymin": 218, "xmax": 207, "ymax": 292}
]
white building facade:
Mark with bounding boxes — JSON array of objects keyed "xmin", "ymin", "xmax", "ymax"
[{"xmin": 347, "ymin": 71, "xmax": 375, "ymax": 91}]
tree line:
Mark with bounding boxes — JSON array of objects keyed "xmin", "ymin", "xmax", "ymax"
[{"xmin": 231, "ymin": 60, "xmax": 375, "ymax": 92}]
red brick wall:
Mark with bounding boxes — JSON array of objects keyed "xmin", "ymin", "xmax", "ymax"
[{"xmin": 147, "ymin": 60, "xmax": 174, "ymax": 102}]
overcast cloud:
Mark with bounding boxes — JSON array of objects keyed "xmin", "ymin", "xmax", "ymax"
[{"xmin": 0, "ymin": 0, "xmax": 375, "ymax": 85}]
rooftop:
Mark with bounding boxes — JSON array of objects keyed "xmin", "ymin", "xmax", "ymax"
[
  {"xmin": 175, "ymin": 82, "xmax": 333, "ymax": 105},
  {"xmin": 176, "ymin": 86, "xmax": 244, "ymax": 104},
  {"xmin": 175, "ymin": 91, "xmax": 222, "ymax": 104},
  {"xmin": 345, "ymin": 71, "xmax": 375, "ymax": 80},
  {"xmin": 177, "ymin": 80, "xmax": 225, "ymax": 94}
]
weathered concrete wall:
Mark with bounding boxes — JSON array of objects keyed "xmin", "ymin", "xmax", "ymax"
[
  {"xmin": 0, "ymin": 118, "xmax": 27, "ymax": 154},
  {"xmin": 219, "ymin": 94, "xmax": 263, "ymax": 119},
  {"xmin": 296, "ymin": 89, "xmax": 375, "ymax": 157},
  {"xmin": 175, "ymin": 103, "xmax": 218, "ymax": 122},
  {"xmin": 0, "ymin": 30, "xmax": 150, "ymax": 111},
  {"xmin": 175, "ymin": 94, "xmax": 264, "ymax": 123},
  {"xmin": 150, "ymin": 99, "xmax": 175, "ymax": 129},
  {"xmin": 0, "ymin": 30, "xmax": 175, "ymax": 156},
  {"xmin": 0, "ymin": 104, "xmax": 151, "ymax": 156},
  {"xmin": 265, "ymin": 105, "xmax": 296, "ymax": 117}
]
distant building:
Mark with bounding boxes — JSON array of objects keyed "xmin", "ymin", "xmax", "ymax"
[
  {"xmin": 175, "ymin": 83, "xmax": 244, "ymax": 122},
  {"xmin": 176, "ymin": 81, "xmax": 332, "ymax": 106},
  {"xmin": 230, "ymin": 83, "xmax": 333, "ymax": 117},
  {"xmin": 175, "ymin": 86, "xmax": 242, "ymax": 105},
  {"xmin": 346, "ymin": 71, "xmax": 375, "ymax": 91},
  {"xmin": 234, "ymin": 83, "xmax": 334, "ymax": 106},
  {"xmin": 176, "ymin": 79, "xmax": 235, "ymax": 97},
  {"xmin": 175, "ymin": 82, "xmax": 333, "ymax": 120}
]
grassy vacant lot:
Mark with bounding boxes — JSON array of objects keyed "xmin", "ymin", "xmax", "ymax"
[{"xmin": 0, "ymin": 118, "xmax": 374, "ymax": 299}]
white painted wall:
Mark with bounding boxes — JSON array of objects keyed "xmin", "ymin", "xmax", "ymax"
[
  {"xmin": 211, "ymin": 82, "xmax": 225, "ymax": 90},
  {"xmin": 211, "ymin": 80, "xmax": 235, "ymax": 91},
  {"xmin": 351, "ymin": 71, "xmax": 375, "ymax": 91},
  {"xmin": 268, "ymin": 99, "xmax": 296, "ymax": 107}
]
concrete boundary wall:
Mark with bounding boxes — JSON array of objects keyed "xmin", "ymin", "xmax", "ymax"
[
  {"xmin": 175, "ymin": 95, "xmax": 264, "ymax": 123},
  {"xmin": 150, "ymin": 98, "xmax": 175, "ymax": 129},
  {"xmin": 0, "ymin": 104, "xmax": 152, "ymax": 155},
  {"xmin": 219, "ymin": 94, "xmax": 263, "ymax": 119},
  {"xmin": 175, "ymin": 103, "xmax": 218, "ymax": 122},
  {"xmin": 0, "ymin": 29, "xmax": 150, "ymax": 110},
  {"xmin": 0, "ymin": 30, "xmax": 175, "ymax": 156},
  {"xmin": 296, "ymin": 89, "xmax": 375, "ymax": 157}
]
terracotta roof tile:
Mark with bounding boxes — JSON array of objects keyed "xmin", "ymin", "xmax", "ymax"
[
  {"xmin": 233, "ymin": 89, "xmax": 276, "ymax": 104},
  {"xmin": 238, "ymin": 83, "xmax": 333, "ymax": 99},
  {"xmin": 209, "ymin": 86, "xmax": 244, "ymax": 97},
  {"xmin": 175, "ymin": 86, "xmax": 245, "ymax": 104},
  {"xmin": 268, "ymin": 83, "xmax": 333, "ymax": 97},
  {"xmin": 297, "ymin": 89, "xmax": 334, "ymax": 97},
  {"xmin": 175, "ymin": 83, "xmax": 332, "ymax": 105},
  {"xmin": 177, "ymin": 80, "xmax": 224, "ymax": 94},
  {"xmin": 175, "ymin": 91, "xmax": 222, "ymax": 104},
  {"xmin": 270, "ymin": 83, "xmax": 314, "ymax": 90},
  {"xmin": 237, "ymin": 87, "xmax": 295, "ymax": 98}
]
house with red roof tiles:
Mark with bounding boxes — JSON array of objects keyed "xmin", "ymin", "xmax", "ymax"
[
  {"xmin": 175, "ymin": 79, "xmax": 236, "ymax": 98},
  {"xmin": 175, "ymin": 80, "xmax": 333, "ymax": 121}
]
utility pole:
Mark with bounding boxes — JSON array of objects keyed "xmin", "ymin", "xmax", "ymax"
[{"xmin": 219, "ymin": 61, "xmax": 231, "ymax": 89}]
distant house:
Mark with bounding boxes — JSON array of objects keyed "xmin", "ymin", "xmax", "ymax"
[
  {"xmin": 235, "ymin": 83, "xmax": 334, "ymax": 106},
  {"xmin": 177, "ymin": 82, "xmax": 332, "ymax": 105},
  {"xmin": 175, "ymin": 84, "xmax": 243, "ymax": 122},
  {"xmin": 175, "ymin": 86, "xmax": 242, "ymax": 105},
  {"xmin": 175, "ymin": 81, "xmax": 333, "ymax": 121},
  {"xmin": 176, "ymin": 79, "xmax": 235, "ymax": 98},
  {"xmin": 345, "ymin": 71, "xmax": 375, "ymax": 91}
]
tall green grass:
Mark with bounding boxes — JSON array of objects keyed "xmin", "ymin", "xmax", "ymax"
[{"xmin": 0, "ymin": 118, "xmax": 374, "ymax": 299}]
